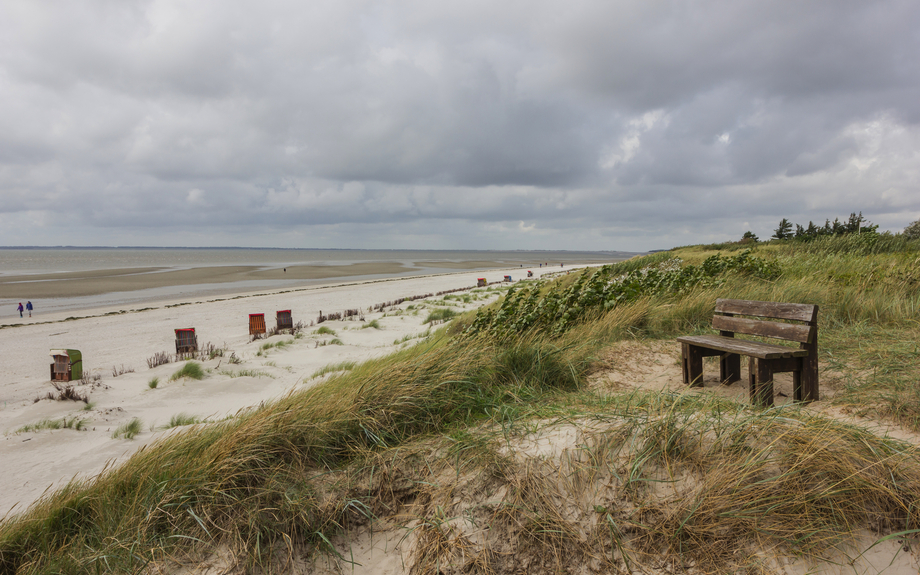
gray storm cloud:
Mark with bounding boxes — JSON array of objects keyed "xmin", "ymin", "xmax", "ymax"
[{"xmin": 0, "ymin": 0, "xmax": 918, "ymax": 250}]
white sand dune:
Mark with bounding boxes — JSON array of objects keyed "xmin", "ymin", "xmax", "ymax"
[{"xmin": 0, "ymin": 265, "xmax": 581, "ymax": 517}]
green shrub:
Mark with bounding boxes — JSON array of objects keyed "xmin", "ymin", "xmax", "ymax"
[{"xmin": 467, "ymin": 249, "xmax": 780, "ymax": 339}]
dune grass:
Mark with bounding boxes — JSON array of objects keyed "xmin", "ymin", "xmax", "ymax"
[
  {"xmin": 393, "ymin": 329, "xmax": 430, "ymax": 345},
  {"xmin": 259, "ymin": 339, "xmax": 293, "ymax": 352},
  {"xmin": 162, "ymin": 413, "xmax": 202, "ymax": 429},
  {"xmin": 15, "ymin": 417, "xmax": 87, "ymax": 433},
  {"xmin": 111, "ymin": 418, "xmax": 143, "ymax": 440},
  {"xmin": 0, "ymin": 333, "xmax": 589, "ymax": 573},
  {"xmin": 2, "ymin": 235, "xmax": 920, "ymax": 573},
  {"xmin": 218, "ymin": 368, "xmax": 273, "ymax": 379},
  {"xmin": 347, "ymin": 390, "xmax": 920, "ymax": 573},
  {"xmin": 169, "ymin": 361, "xmax": 205, "ymax": 382},
  {"xmin": 314, "ymin": 326, "xmax": 336, "ymax": 336},
  {"xmin": 424, "ymin": 308, "xmax": 457, "ymax": 323},
  {"xmin": 310, "ymin": 360, "xmax": 358, "ymax": 379}
]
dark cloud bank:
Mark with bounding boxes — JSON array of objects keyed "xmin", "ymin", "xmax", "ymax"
[{"xmin": 1, "ymin": 0, "xmax": 918, "ymax": 251}]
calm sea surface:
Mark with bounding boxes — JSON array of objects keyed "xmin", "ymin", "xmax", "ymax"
[{"xmin": 0, "ymin": 248, "xmax": 637, "ymax": 317}]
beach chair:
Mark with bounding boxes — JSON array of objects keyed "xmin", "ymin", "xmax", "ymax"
[
  {"xmin": 249, "ymin": 313, "xmax": 266, "ymax": 336},
  {"xmin": 504, "ymin": 275, "xmax": 512, "ymax": 282},
  {"xmin": 527, "ymin": 270, "xmax": 533, "ymax": 277},
  {"xmin": 175, "ymin": 328, "xmax": 198, "ymax": 354},
  {"xmin": 477, "ymin": 278, "xmax": 487, "ymax": 287},
  {"xmin": 49, "ymin": 349, "xmax": 82, "ymax": 382},
  {"xmin": 276, "ymin": 310, "xmax": 293, "ymax": 332}
]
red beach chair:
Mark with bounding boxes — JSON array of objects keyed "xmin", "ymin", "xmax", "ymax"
[{"xmin": 249, "ymin": 313, "xmax": 266, "ymax": 335}]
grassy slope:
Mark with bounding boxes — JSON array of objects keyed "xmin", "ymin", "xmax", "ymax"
[{"xmin": 1, "ymin": 235, "xmax": 920, "ymax": 574}]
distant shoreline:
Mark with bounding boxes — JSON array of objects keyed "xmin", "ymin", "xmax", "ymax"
[
  {"xmin": 1, "ymin": 253, "xmax": 638, "ymax": 318},
  {"xmin": 0, "ymin": 245, "xmax": 638, "ymax": 253}
]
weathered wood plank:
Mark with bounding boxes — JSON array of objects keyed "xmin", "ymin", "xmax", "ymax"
[
  {"xmin": 711, "ymin": 315, "xmax": 813, "ymax": 343},
  {"xmin": 715, "ymin": 298, "xmax": 818, "ymax": 323},
  {"xmin": 676, "ymin": 334, "xmax": 808, "ymax": 359}
]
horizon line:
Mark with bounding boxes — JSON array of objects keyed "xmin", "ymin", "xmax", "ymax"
[{"xmin": 0, "ymin": 245, "xmax": 643, "ymax": 253}]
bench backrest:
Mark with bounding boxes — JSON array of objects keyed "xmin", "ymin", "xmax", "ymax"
[{"xmin": 713, "ymin": 298, "xmax": 818, "ymax": 344}]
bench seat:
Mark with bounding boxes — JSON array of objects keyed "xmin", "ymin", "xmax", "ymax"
[{"xmin": 676, "ymin": 335, "xmax": 809, "ymax": 360}]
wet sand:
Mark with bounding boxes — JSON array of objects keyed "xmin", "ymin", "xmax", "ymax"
[
  {"xmin": 0, "ymin": 257, "xmax": 602, "ymax": 301},
  {"xmin": 0, "ymin": 262, "xmax": 416, "ymax": 299}
]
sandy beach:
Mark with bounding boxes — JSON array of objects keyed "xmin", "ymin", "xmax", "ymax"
[
  {"xmin": 0, "ymin": 263, "xmax": 596, "ymax": 517},
  {"xmin": 1, "ymin": 250, "xmax": 627, "ymax": 317}
]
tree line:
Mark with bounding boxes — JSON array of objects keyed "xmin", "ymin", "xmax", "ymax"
[
  {"xmin": 737, "ymin": 212, "xmax": 882, "ymax": 243},
  {"xmin": 770, "ymin": 212, "xmax": 878, "ymax": 241}
]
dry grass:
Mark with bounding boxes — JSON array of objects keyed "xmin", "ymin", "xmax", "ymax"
[{"xmin": 274, "ymin": 393, "xmax": 920, "ymax": 574}]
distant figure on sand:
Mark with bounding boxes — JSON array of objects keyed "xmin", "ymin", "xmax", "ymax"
[
  {"xmin": 26, "ymin": 301, "xmax": 33, "ymax": 317},
  {"xmin": 17, "ymin": 303, "xmax": 23, "ymax": 318}
]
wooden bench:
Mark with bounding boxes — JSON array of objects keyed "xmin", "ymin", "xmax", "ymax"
[{"xmin": 676, "ymin": 299, "xmax": 819, "ymax": 406}]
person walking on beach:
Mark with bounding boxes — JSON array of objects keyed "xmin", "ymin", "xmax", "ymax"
[
  {"xmin": 26, "ymin": 301, "xmax": 33, "ymax": 317},
  {"xmin": 17, "ymin": 302, "xmax": 23, "ymax": 318}
]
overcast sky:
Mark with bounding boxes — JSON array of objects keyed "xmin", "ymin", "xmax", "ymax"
[{"xmin": 1, "ymin": 1, "xmax": 918, "ymax": 252}]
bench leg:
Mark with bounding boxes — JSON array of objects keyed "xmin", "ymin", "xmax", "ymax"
[
  {"xmin": 748, "ymin": 358, "xmax": 774, "ymax": 407},
  {"xmin": 682, "ymin": 343, "xmax": 704, "ymax": 387},
  {"xmin": 793, "ymin": 369, "xmax": 803, "ymax": 402},
  {"xmin": 801, "ymin": 351, "xmax": 819, "ymax": 403},
  {"xmin": 720, "ymin": 353, "xmax": 741, "ymax": 384}
]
